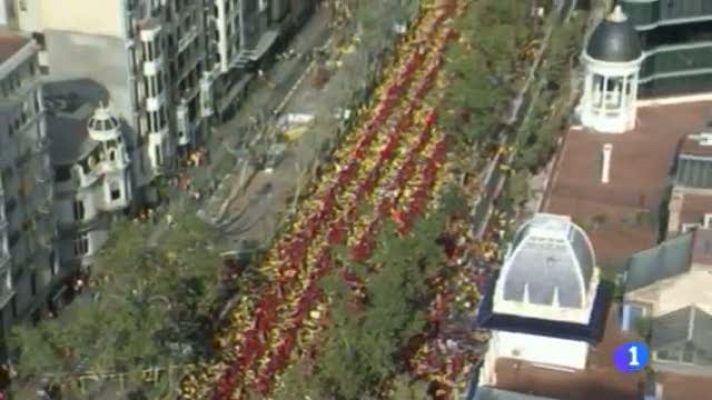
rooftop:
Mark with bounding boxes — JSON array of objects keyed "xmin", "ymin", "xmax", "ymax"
[
  {"xmin": 650, "ymin": 306, "xmax": 712, "ymax": 354},
  {"xmin": 624, "ymin": 228, "xmax": 712, "ymax": 292},
  {"xmin": 542, "ymin": 100, "xmax": 712, "ymax": 266},
  {"xmin": 476, "ymin": 272, "xmax": 611, "ymax": 343},
  {"xmin": 0, "ymin": 29, "xmax": 31, "ymax": 65},
  {"xmin": 624, "ymin": 232, "xmax": 693, "ymax": 292},
  {"xmin": 585, "ymin": 6, "xmax": 642, "ymax": 63},
  {"xmin": 44, "ymin": 79, "xmax": 109, "ymax": 165},
  {"xmin": 679, "ymin": 130, "xmax": 712, "ymax": 158},
  {"xmin": 492, "ymin": 305, "xmax": 643, "ymax": 400},
  {"xmin": 502, "ymin": 214, "xmax": 595, "ymax": 309},
  {"xmin": 656, "ymin": 370, "xmax": 712, "ymax": 400},
  {"xmin": 677, "ymin": 192, "xmax": 712, "ymax": 229}
]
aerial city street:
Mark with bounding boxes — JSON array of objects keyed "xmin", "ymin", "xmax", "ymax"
[{"xmin": 0, "ymin": 0, "xmax": 709, "ymax": 399}]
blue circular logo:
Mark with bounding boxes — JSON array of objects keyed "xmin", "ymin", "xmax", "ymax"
[{"xmin": 613, "ymin": 341, "xmax": 649, "ymax": 373}]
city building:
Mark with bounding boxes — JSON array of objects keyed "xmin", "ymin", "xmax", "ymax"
[
  {"xmin": 208, "ymin": 0, "xmax": 315, "ymax": 120},
  {"xmin": 618, "ymin": 0, "xmax": 712, "ymax": 98},
  {"xmin": 620, "ymin": 228, "xmax": 712, "ymax": 399},
  {"xmin": 8, "ymin": 0, "xmax": 213, "ymax": 198},
  {"xmin": 0, "ymin": 29, "xmax": 57, "ymax": 357},
  {"xmin": 666, "ymin": 124, "xmax": 712, "ymax": 236},
  {"xmin": 472, "ymin": 213, "xmax": 639, "ymax": 400},
  {"xmin": 578, "ymin": 2, "xmax": 712, "ymax": 134},
  {"xmin": 476, "ymin": 213, "xmax": 607, "ymax": 373},
  {"xmin": 44, "ymin": 79, "xmax": 131, "ymax": 273},
  {"xmin": 579, "ymin": 5, "xmax": 643, "ymax": 133}
]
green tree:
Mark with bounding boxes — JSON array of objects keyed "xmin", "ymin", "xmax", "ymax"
[
  {"xmin": 439, "ymin": 0, "xmax": 533, "ymax": 146},
  {"xmin": 9, "ymin": 212, "xmax": 222, "ymax": 398}
]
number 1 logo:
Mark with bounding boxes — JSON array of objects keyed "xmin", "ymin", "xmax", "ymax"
[{"xmin": 614, "ymin": 341, "xmax": 649, "ymax": 373}]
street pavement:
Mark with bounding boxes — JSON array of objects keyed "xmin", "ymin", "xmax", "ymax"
[{"xmin": 196, "ymin": 14, "xmax": 401, "ymax": 252}]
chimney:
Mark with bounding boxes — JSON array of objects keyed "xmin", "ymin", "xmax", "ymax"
[
  {"xmin": 667, "ymin": 189, "xmax": 684, "ymax": 235},
  {"xmin": 601, "ymin": 143, "xmax": 613, "ymax": 184}
]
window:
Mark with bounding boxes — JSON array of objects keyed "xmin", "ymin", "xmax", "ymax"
[
  {"xmin": 73, "ymin": 200, "xmax": 85, "ymax": 221},
  {"xmin": 605, "ymin": 77, "xmax": 623, "ymax": 110},
  {"xmin": 109, "ymin": 150, "xmax": 116, "ymax": 161},
  {"xmin": 50, "ymin": 251, "xmax": 58, "ymax": 276},
  {"xmin": 683, "ymin": 343, "xmax": 695, "ymax": 363},
  {"xmin": 30, "ymin": 271, "xmax": 37, "ymax": 296},
  {"xmin": 622, "ymin": 302, "xmax": 650, "ymax": 332},
  {"xmin": 110, "ymin": 181, "xmax": 121, "ymax": 201},
  {"xmin": 592, "ymin": 75, "xmax": 604, "ymax": 109},
  {"xmin": 154, "ymin": 144, "xmax": 162, "ymax": 166},
  {"xmin": 73, "ymin": 234, "xmax": 89, "ymax": 256}
]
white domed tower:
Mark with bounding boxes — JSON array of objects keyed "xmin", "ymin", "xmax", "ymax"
[
  {"xmin": 580, "ymin": 6, "xmax": 643, "ymax": 134},
  {"xmin": 495, "ymin": 213, "xmax": 599, "ymax": 323},
  {"xmin": 476, "ymin": 214, "xmax": 607, "ymax": 374},
  {"xmin": 86, "ymin": 103, "xmax": 132, "ymax": 210}
]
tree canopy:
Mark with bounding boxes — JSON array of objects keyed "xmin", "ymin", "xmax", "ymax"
[{"xmin": 9, "ymin": 212, "xmax": 222, "ymax": 398}]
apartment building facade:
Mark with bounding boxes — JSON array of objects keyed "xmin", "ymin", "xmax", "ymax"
[
  {"xmin": 0, "ymin": 30, "xmax": 57, "ymax": 357},
  {"xmin": 10, "ymin": 0, "xmax": 213, "ymax": 197},
  {"xmin": 208, "ymin": 0, "xmax": 314, "ymax": 119},
  {"xmin": 45, "ymin": 79, "xmax": 132, "ymax": 273},
  {"xmin": 619, "ymin": 0, "xmax": 712, "ymax": 98}
]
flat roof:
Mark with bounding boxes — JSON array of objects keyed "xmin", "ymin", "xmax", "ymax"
[
  {"xmin": 0, "ymin": 29, "xmax": 31, "ymax": 65},
  {"xmin": 542, "ymin": 101, "xmax": 712, "ymax": 266},
  {"xmin": 492, "ymin": 304, "xmax": 643, "ymax": 400}
]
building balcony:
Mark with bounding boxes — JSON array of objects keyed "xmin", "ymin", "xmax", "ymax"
[
  {"xmin": 0, "ymin": 75, "xmax": 40, "ymax": 106},
  {"xmin": 200, "ymin": 75, "xmax": 214, "ymax": 118},
  {"xmin": 145, "ymin": 92, "xmax": 166, "ymax": 112},
  {"xmin": 139, "ymin": 19, "xmax": 162, "ymax": 42},
  {"xmin": 143, "ymin": 56, "xmax": 164, "ymax": 76},
  {"xmin": 175, "ymin": 104, "xmax": 190, "ymax": 146}
]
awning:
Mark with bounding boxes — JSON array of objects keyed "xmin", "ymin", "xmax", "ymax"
[{"xmin": 250, "ymin": 29, "xmax": 280, "ymax": 61}]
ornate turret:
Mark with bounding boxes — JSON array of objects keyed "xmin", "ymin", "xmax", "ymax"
[
  {"xmin": 87, "ymin": 102, "xmax": 121, "ymax": 142},
  {"xmin": 579, "ymin": 5, "xmax": 644, "ymax": 134}
]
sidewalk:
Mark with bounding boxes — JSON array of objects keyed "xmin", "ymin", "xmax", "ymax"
[{"xmin": 192, "ymin": 6, "xmax": 333, "ymax": 216}]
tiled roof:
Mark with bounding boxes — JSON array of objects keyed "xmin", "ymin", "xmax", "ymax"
[{"xmin": 624, "ymin": 232, "xmax": 693, "ymax": 292}]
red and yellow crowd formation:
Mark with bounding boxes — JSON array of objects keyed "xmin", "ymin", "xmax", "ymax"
[{"xmin": 178, "ymin": 1, "xmax": 469, "ymax": 399}]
